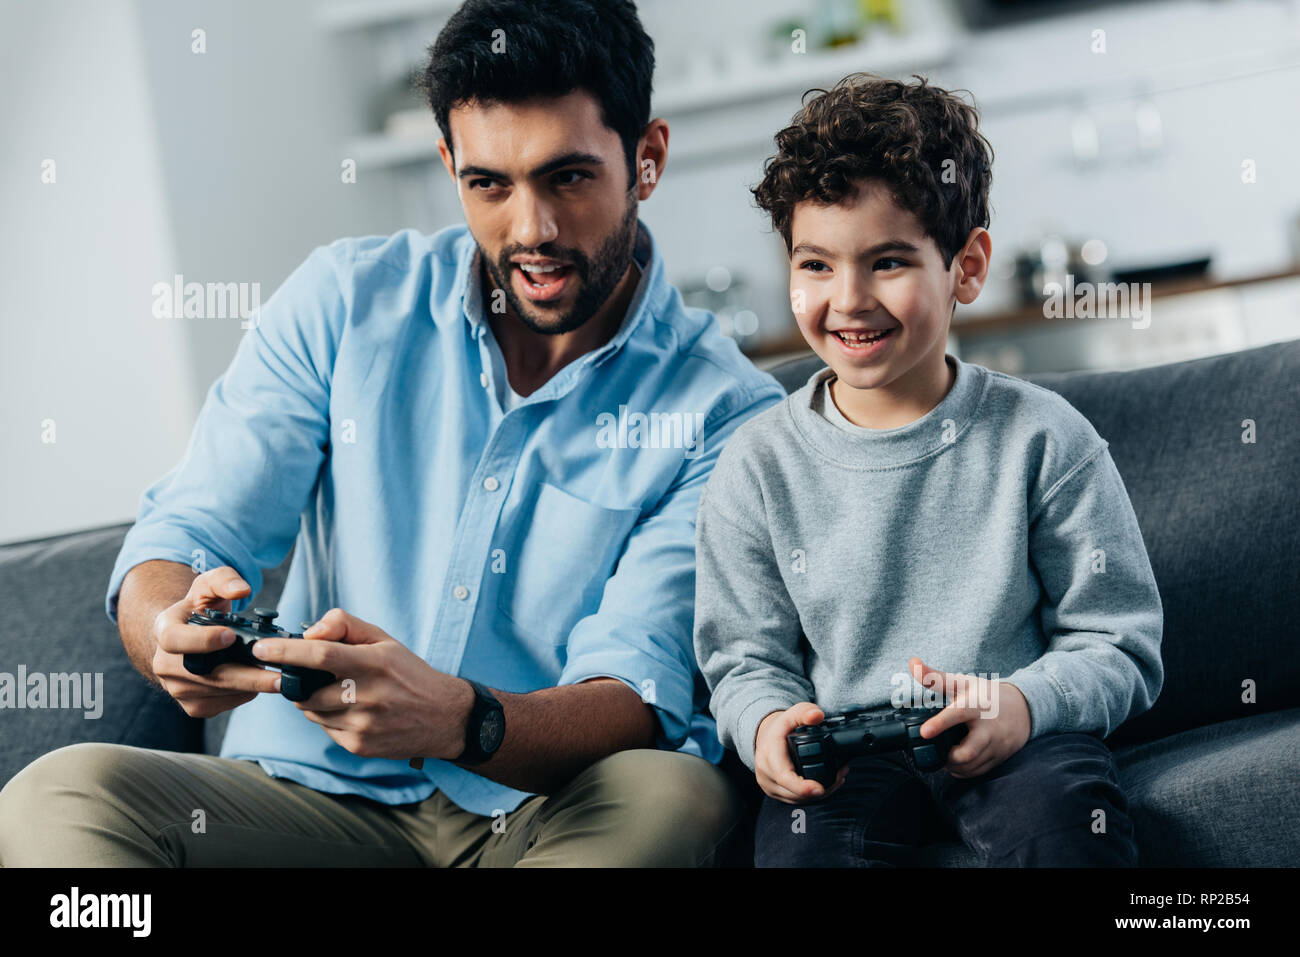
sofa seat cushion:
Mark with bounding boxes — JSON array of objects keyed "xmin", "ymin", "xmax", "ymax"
[{"xmin": 1112, "ymin": 708, "xmax": 1300, "ymax": 866}]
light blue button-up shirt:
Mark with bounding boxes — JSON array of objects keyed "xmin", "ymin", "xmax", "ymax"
[{"xmin": 106, "ymin": 220, "xmax": 786, "ymax": 815}]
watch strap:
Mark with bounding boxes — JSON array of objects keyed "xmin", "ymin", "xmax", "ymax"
[{"xmin": 457, "ymin": 678, "xmax": 504, "ymax": 765}]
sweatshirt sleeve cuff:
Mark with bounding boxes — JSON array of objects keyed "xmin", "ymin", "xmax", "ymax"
[
  {"xmin": 1000, "ymin": 669, "xmax": 1069, "ymax": 740},
  {"xmin": 731, "ymin": 696, "xmax": 799, "ymax": 772}
]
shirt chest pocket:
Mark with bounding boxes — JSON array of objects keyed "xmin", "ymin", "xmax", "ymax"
[{"xmin": 495, "ymin": 481, "xmax": 642, "ymax": 645}]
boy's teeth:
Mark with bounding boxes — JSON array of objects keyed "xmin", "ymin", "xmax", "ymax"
[{"xmin": 836, "ymin": 329, "xmax": 890, "ymax": 343}]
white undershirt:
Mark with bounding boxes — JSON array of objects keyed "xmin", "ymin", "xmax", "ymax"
[
  {"xmin": 816, "ymin": 375, "xmax": 879, "ymax": 434},
  {"xmin": 484, "ymin": 256, "xmax": 646, "ymax": 415}
]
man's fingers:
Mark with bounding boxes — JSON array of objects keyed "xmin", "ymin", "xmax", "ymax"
[
  {"xmin": 156, "ymin": 618, "xmax": 238, "ymax": 655},
  {"xmin": 187, "ymin": 566, "xmax": 251, "ymax": 607},
  {"xmin": 293, "ymin": 683, "xmax": 352, "ymax": 713},
  {"xmin": 302, "ymin": 607, "xmax": 386, "ymax": 645},
  {"xmin": 159, "ymin": 658, "xmax": 281, "ymax": 696},
  {"xmin": 251, "ymin": 636, "xmax": 348, "ymax": 672},
  {"xmin": 301, "ymin": 607, "xmax": 351, "ymax": 642},
  {"xmin": 173, "ymin": 691, "xmax": 258, "ymax": 719}
]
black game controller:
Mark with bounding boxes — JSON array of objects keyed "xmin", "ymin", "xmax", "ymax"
[
  {"xmin": 184, "ymin": 607, "xmax": 336, "ymax": 703},
  {"xmin": 788, "ymin": 706, "xmax": 969, "ymax": 786}
]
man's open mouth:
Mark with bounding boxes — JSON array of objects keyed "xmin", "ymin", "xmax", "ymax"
[{"xmin": 513, "ymin": 261, "xmax": 575, "ymax": 302}]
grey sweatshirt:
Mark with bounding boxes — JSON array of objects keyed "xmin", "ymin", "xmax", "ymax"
[{"xmin": 693, "ymin": 354, "xmax": 1164, "ymax": 771}]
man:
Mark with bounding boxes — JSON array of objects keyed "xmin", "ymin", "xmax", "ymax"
[{"xmin": 0, "ymin": 0, "xmax": 784, "ymax": 867}]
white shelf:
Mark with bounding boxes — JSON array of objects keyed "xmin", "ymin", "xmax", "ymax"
[
  {"xmin": 653, "ymin": 31, "xmax": 955, "ymax": 116},
  {"xmin": 342, "ymin": 30, "xmax": 956, "ymax": 171},
  {"xmin": 347, "ymin": 131, "xmax": 439, "ymax": 169},
  {"xmin": 316, "ymin": 0, "xmax": 459, "ymax": 32}
]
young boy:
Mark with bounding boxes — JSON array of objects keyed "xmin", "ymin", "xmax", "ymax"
[{"xmin": 693, "ymin": 73, "xmax": 1164, "ymax": 867}]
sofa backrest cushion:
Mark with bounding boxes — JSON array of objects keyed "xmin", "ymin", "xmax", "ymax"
[
  {"xmin": 765, "ymin": 340, "xmax": 1300, "ymax": 747},
  {"xmin": 0, "ymin": 524, "xmax": 203, "ymax": 789}
]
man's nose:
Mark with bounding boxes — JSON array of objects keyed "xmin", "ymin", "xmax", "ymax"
[{"xmin": 511, "ymin": 190, "xmax": 559, "ymax": 251}]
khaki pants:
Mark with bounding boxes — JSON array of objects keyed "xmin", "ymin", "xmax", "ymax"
[{"xmin": 0, "ymin": 743, "xmax": 742, "ymax": 867}]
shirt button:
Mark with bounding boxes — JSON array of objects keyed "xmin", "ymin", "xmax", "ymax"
[
  {"xmin": 453, "ymin": 585, "xmax": 469, "ymax": 600},
  {"xmin": 483, "ymin": 476, "xmax": 499, "ymax": 492},
  {"xmin": 480, "ymin": 372, "xmax": 488, "ymax": 388}
]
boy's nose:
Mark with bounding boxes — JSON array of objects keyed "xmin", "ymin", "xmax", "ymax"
[{"xmin": 830, "ymin": 274, "xmax": 881, "ymax": 317}]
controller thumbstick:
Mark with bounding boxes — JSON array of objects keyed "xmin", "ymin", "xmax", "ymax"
[{"xmin": 251, "ymin": 607, "xmax": 279, "ymax": 630}]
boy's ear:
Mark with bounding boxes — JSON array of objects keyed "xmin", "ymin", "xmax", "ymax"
[{"xmin": 953, "ymin": 227, "xmax": 992, "ymax": 306}]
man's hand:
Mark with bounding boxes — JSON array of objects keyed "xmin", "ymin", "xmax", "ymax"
[
  {"xmin": 151, "ymin": 566, "xmax": 282, "ymax": 718},
  {"xmin": 250, "ymin": 608, "xmax": 474, "ymax": 763},
  {"xmin": 754, "ymin": 702, "xmax": 850, "ymax": 804},
  {"xmin": 909, "ymin": 657, "xmax": 1031, "ymax": 779}
]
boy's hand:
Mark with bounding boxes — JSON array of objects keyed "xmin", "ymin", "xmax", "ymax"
[
  {"xmin": 754, "ymin": 703, "xmax": 850, "ymax": 804},
  {"xmin": 909, "ymin": 657, "xmax": 1031, "ymax": 779}
]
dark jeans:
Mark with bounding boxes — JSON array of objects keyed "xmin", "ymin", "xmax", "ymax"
[{"xmin": 755, "ymin": 731, "xmax": 1137, "ymax": 867}]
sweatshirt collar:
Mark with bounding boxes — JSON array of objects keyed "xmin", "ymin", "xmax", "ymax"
[{"xmin": 787, "ymin": 353, "xmax": 989, "ymax": 469}]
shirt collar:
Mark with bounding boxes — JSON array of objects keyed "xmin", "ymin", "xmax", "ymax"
[
  {"xmin": 789, "ymin": 354, "xmax": 990, "ymax": 469},
  {"xmin": 455, "ymin": 219, "xmax": 665, "ymax": 374}
]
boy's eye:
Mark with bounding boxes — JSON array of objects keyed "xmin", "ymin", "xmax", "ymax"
[
  {"xmin": 799, "ymin": 261, "xmax": 830, "ymax": 273},
  {"xmin": 875, "ymin": 257, "xmax": 907, "ymax": 270}
]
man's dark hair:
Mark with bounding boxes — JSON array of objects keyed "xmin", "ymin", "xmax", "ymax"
[
  {"xmin": 753, "ymin": 72, "xmax": 994, "ymax": 269},
  {"xmin": 421, "ymin": 0, "xmax": 655, "ymax": 185}
]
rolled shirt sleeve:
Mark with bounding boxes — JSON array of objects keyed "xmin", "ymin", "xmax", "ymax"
[
  {"xmin": 559, "ymin": 387, "xmax": 785, "ymax": 752},
  {"xmin": 105, "ymin": 244, "xmax": 346, "ymax": 622}
]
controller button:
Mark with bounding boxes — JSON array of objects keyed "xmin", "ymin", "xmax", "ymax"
[{"xmin": 912, "ymin": 745, "xmax": 938, "ymax": 766}]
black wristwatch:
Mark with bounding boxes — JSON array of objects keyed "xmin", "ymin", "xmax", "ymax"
[{"xmin": 456, "ymin": 678, "xmax": 505, "ymax": 765}]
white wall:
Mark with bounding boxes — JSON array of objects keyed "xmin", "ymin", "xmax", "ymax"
[
  {"xmin": 4, "ymin": 0, "xmax": 1298, "ymax": 544},
  {"xmin": 0, "ymin": 0, "xmax": 196, "ymax": 544}
]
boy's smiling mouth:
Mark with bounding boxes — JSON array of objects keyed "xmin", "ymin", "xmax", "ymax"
[{"xmin": 830, "ymin": 325, "xmax": 897, "ymax": 354}]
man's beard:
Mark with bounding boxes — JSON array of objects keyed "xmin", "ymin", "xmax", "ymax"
[{"xmin": 480, "ymin": 196, "xmax": 639, "ymax": 336}]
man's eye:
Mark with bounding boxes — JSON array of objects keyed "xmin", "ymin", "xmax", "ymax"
[
  {"xmin": 468, "ymin": 178, "xmax": 499, "ymax": 191},
  {"xmin": 553, "ymin": 170, "xmax": 590, "ymax": 186}
]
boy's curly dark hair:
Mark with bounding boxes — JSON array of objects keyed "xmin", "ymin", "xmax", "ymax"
[{"xmin": 753, "ymin": 73, "xmax": 993, "ymax": 268}]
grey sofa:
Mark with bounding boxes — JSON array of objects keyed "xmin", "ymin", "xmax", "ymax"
[{"xmin": 2, "ymin": 339, "xmax": 1297, "ymax": 866}]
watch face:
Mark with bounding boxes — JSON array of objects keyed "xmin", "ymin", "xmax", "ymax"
[{"xmin": 479, "ymin": 709, "xmax": 505, "ymax": 752}]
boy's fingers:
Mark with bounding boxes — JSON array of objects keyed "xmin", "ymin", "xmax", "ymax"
[
  {"xmin": 910, "ymin": 656, "xmax": 953, "ymax": 699},
  {"xmin": 945, "ymin": 729, "xmax": 987, "ymax": 765},
  {"xmin": 921, "ymin": 699, "xmax": 978, "ymax": 738},
  {"xmin": 822, "ymin": 764, "xmax": 851, "ymax": 797},
  {"xmin": 762, "ymin": 773, "xmax": 821, "ymax": 804},
  {"xmin": 793, "ymin": 702, "xmax": 824, "ymax": 725}
]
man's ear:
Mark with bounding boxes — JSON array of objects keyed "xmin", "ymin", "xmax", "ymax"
[
  {"xmin": 436, "ymin": 137, "xmax": 456, "ymax": 184},
  {"xmin": 634, "ymin": 119, "xmax": 669, "ymax": 201}
]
